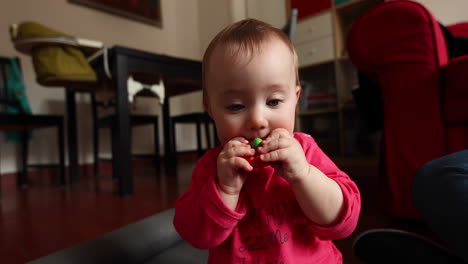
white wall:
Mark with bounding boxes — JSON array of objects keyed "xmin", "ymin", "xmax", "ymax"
[
  {"xmin": 412, "ymin": 0, "xmax": 468, "ymax": 25},
  {"xmin": 168, "ymin": 0, "xmax": 232, "ymax": 153},
  {"xmin": 0, "ymin": 0, "xmax": 202, "ymax": 172},
  {"xmin": 246, "ymin": 0, "xmax": 286, "ymax": 28},
  {"xmin": 199, "ymin": 0, "xmax": 232, "ymax": 55}
]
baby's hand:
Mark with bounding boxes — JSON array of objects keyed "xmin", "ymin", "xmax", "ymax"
[
  {"xmin": 217, "ymin": 137, "xmax": 254, "ymax": 196},
  {"xmin": 257, "ymin": 128, "xmax": 309, "ymax": 183}
]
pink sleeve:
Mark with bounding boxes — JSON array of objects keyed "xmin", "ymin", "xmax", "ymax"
[
  {"xmin": 296, "ymin": 133, "xmax": 361, "ymax": 240},
  {"xmin": 173, "ymin": 148, "xmax": 246, "ymax": 249}
]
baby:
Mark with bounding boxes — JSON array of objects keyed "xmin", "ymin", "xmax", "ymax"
[{"xmin": 174, "ymin": 18, "xmax": 361, "ymax": 264}]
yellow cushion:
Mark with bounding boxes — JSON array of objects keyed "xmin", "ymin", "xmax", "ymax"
[
  {"xmin": 15, "ymin": 21, "xmax": 98, "ymax": 87},
  {"xmin": 15, "ymin": 21, "xmax": 71, "ymax": 39}
]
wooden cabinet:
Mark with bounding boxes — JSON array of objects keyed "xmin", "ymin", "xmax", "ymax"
[
  {"xmin": 295, "ymin": 11, "xmax": 333, "ymax": 43},
  {"xmin": 296, "ymin": 36, "xmax": 335, "ymax": 66},
  {"xmin": 292, "ymin": 0, "xmax": 384, "ymax": 159}
]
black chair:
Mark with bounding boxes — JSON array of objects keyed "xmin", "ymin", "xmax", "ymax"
[
  {"xmin": 165, "ymin": 76, "xmax": 218, "ymax": 157},
  {"xmin": 0, "ymin": 56, "xmax": 65, "ymax": 187},
  {"xmin": 171, "ymin": 112, "xmax": 217, "ymax": 157},
  {"xmin": 91, "ymin": 83, "xmax": 160, "ymax": 177}
]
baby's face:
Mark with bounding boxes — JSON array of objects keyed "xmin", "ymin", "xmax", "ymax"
[{"xmin": 205, "ymin": 37, "xmax": 300, "ymax": 144}]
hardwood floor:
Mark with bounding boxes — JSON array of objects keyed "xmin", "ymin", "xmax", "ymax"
[{"xmin": 0, "ymin": 153, "xmax": 431, "ymax": 264}]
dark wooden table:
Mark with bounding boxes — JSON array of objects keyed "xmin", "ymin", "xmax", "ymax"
[{"xmin": 66, "ymin": 46, "xmax": 201, "ymax": 195}]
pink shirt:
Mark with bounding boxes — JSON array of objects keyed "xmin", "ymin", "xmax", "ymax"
[{"xmin": 174, "ymin": 132, "xmax": 361, "ymax": 264}]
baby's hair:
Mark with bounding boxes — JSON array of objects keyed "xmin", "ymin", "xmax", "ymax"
[{"xmin": 202, "ymin": 18, "xmax": 299, "ymax": 105}]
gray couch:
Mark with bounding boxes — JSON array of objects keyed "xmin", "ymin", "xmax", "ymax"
[{"xmin": 28, "ymin": 208, "xmax": 208, "ymax": 264}]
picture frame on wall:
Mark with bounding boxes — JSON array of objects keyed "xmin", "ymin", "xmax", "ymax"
[{"xmin": 69, "ymin": 0, "xmax": 162, "ymax": 27}]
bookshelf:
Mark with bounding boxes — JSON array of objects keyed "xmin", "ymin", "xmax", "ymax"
[{"xmin": 290, "ymin": 0, "xmax": 384, "ymax": 159}]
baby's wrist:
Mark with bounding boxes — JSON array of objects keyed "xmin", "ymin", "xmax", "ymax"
[
  {"xmin": 216, "ymin": 183, "xmax": 241, "ymax": 211},
  {"xmin": 216, "ymin": 182, "xmax": 241, "ymax": 196},
  {"xmin": 288, "ymin": 163, "xmax": 312, "ymax": 186}
]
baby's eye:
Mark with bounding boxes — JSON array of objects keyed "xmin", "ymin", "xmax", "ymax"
[
  {"xmin": 267, "ymin": 99, "xmax": 281, "ymax": 107},
  {"xmin": 227, "ymin": 104, "xmax": 244, "ymax": 111}
]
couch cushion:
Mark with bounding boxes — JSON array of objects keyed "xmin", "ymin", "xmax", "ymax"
[
  {"xmin": 144, "ymin": 241, "xmax": 208, "ymax": 264},
  {"xmin": 28, "ymin": 208, "xmax": 184, "ymax": 264}
]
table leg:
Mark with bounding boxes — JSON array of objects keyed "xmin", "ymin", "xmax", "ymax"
[
  {"xmin": 163, "ymin": 96, "xmax": 176, "ymax": 165},
  {"xmin": 66, "ymin": 89, "xmax": 79, "ymax": 184},
  {"xmin": 113, "ymin": 54, "xmax": 133, "ymax": 196}
]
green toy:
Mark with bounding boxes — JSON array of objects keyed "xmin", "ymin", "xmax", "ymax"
[
  {"xmin": 247, "ymin": 138, "xmax": 267, "ymax": 167},
  {"xmin": 251, "ymin": 138, "xmax": 263, "ymax": 149}
]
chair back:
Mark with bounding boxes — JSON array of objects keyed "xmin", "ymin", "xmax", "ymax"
[{"xmin": 0, "ymin": 57, "xmax": 24, "ymax": 114}]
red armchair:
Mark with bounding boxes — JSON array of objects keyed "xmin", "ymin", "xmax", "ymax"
[{"xmin": 347, "ymin": 0, "xmax": 468, "ymax": 219}]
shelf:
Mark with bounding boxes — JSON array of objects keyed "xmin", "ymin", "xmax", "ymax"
[
  {"xmin": 336, "ymin": 0, "xmax": 383, "ymax": 18},
  {"xmin": 290, "ymin": 0, "xmax": 382, "ymax": 159},
  {"xmin": 297, "ymin": 55, "xmax": 353, "ymax": 70},
  {"xmin": 299, "ymin": 58, "xmax": 335, "ymax": 69},
  {"xmin": 336, "ymin": 0, "xmax": 381, "ymax": 12},
  {"xmin": 337, "ymin": 55, "xmax": 350, "ymax": 61},
  {"xmin": 301, "ymin": 8, "xmax": 332, "ymax": 18},
  {"xmin": 299, "ymin": 108, "xmax": 338, "ymax": 116},
  {"xmin": 336, "ymin": 0, "xmax": 366, "ymax": 10}
]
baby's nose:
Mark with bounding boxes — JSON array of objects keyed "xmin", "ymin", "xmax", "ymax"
[{"xmin": 248, "ymin": 109, "xmax": 268, "ymax": 131}]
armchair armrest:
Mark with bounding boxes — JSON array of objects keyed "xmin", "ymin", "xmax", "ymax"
[
  {"xmin": 443, "ymin": 55, "xmax": 468, "ymax": 125},
  {"xmin": 447, "ymin": 22, "xmax": 468, "ymax": 38}
]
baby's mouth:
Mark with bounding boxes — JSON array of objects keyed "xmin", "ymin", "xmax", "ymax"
[
  {"xmin": 248, "ymin": 138, "xmax": 264, "ymax": 148},
  {"xmin": 247, "ymin": 136, "xmax": 267, "ymax": 142},
  {"xmin": 246, "ymin": 138, "xmax": 268, "ymax": 168}
]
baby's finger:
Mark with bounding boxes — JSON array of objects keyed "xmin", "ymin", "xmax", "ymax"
[
  {"xmin": 258, "ymin": 136, "xmax": 290, "ymax": 154},
  {"xmin": 223, "ymin": 139, "xmax": 250, "ymax": 154},
  {"xmin": 224, "ymin": 137, "xmax": 249, "ymax": 149},
  {"xmin": 235, "ymin": 145, "xmax": 256, "ymax": 157},
  {"xmin": 231, "ymin": 137, "xmax": 249, "ymax": 144},
  {"xmin": 226, "ymin": 144, "xmax": 255, "ymax": 157},
  {"xmin": 263, "ymin": 131, "xmax": 280, "ymax": 145},
  {"xmin": 232, "ymin": 157, "xmax": 254, "ymax": 172},
  {"xmin": 260, "ymin": 148, "xmax": 287, "ymax": 163},
  {"xmin": 263, "ymin": 128, "xmax": 290, "ymax": 144}
]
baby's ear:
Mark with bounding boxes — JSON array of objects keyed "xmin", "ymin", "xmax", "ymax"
[{"xmin": 295, "ymin": 85, "xmax": 301, "ymax": 99}]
